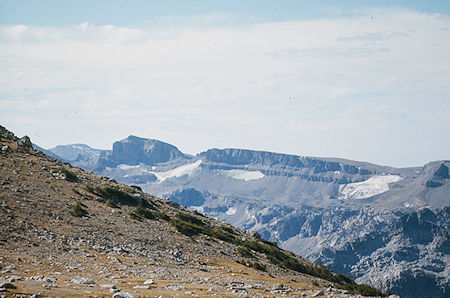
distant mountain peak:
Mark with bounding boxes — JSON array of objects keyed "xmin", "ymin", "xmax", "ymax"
[{"xmin": 111, "ymin": 135, "xmax": 187, "ymax": 166}]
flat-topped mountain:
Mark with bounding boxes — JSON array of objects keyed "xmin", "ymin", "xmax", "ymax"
[
  {"xmin": 1, "ymin": 125, "xmax": 388, "ymax": 297},
  {"xmin": 110, "ymin": 136, "xmax": 188, "ymax": 166},
  {"xmin": 42, "ymin": 134, "xmax": 450, "ymax": 297}
]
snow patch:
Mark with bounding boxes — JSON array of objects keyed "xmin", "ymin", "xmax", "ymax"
[
  {"xmin": 153, "ymin": 160, "xmax": 202, "ymax": 182},
  {"xmin": 118, "ymin": 164, "xmax": 142, "ymax": 170},
  {"xmin": 339, "ymin": 175, "xmax": 402, "ymax": 200},
  {"xmin": 190, "ymin": 206, "xmax": 204, "ymax": 214},
  {"xmin": 226, "ymin": 207, "xmax": 237, "ymax": 215},
  {"xmin": 219, "ymin": 169, "xmax": 265, "ymax": 181}
]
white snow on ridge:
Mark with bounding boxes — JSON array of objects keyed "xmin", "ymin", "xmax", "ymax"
[
  {"xmin": 339, "ymin": 175, "xmax": 402, "ymax": 200},
  {"xmin": 118, "ymin": 164, "xmax": 142, "ymax": 170},
  {"xmin": 153, "ymin": 160, "xmax": 202, "ymax": 182},
  {"xmin": 218, "ymin": 169, "xmax": 265, "ymax": 181},
  {"xmin": 226, "ymin": 207, "xmax": 237, "ymax": 215}
]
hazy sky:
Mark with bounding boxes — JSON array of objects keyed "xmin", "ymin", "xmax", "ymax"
[{"xmin": 1, "ymin": 1, "xmax": 449, "ymax": 167}]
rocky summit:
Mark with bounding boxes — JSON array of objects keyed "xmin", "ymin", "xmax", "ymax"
[
  {"xmin": 0, "ymin": 125, "xmax": 390, "ymax": 297},
  {"xmin": 45, "ymin": 134, "xmax": 450, "ymax": 297}
]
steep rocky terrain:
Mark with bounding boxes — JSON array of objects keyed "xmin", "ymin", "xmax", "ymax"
[
  {"xmin": 44, "ymin": 135, "xmax": 450, "ymax": 297},
  {"xmin": 0, "ymin": 125, "xmax": 388, "ymax": 297}
]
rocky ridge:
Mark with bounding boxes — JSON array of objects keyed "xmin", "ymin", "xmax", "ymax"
[{"xmin": 0, "ymin": 125, "xmax": 389, "ymax": 297}]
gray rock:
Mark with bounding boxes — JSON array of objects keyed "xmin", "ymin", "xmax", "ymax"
[
  {"xmin": 30, "ymin": 275, "xmax": 56, "ymax": 283},
  {"xmin": 69, "ymin": 277, "xmax": 95, "ymax": 284},
  {"xmin": 133, "ymin": 285, "xmax": 150, "ymax": 289},
  {"xmin": 0, "ymin": 282, "xmax": 16, "ymax": 289},
  {"xmin": 165, "ymin": 284, "xmax": 185, "ymax": 291},
  {"xmin": 7, "ymin": 276, "xmax": 21, "ymax": 282},
  {"xmin": 17, "ymin": 136, "xmax": 32, "ymax": 148},
  {"xmin": 112, "ymin": 292, "xmax": 134, "ymax": 298},
  {"xmin": 143, "ymin": 279, "xmax": 155, "ymax": 285}
]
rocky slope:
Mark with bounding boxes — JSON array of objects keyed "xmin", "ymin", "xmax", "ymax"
[
  {"xmin": 0, "ymin": 125, "xmax": 389, "ymax": 297},
  {"xmin": 44, "ymin": 135, "xmax": 450, "ymax": 297}
]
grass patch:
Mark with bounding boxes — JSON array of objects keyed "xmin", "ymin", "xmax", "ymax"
[{"xmin": 70, "ymin": 201, "xmax": 88, "ymax": 217}]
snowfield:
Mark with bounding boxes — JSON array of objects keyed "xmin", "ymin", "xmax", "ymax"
[
  {"xmin": 153, "ymin": 160, "xmax": 202, "ymax": 182},
  {"xmin": 339, "ymin": 175, "xmax": 402, "ymax": 200},
  {"xmin": 218, "ymin": 169, "xmax": 265, "ymax": 181}
]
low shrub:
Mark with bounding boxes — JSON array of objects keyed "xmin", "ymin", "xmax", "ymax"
[
  {"xmin": 106, "ymin": 199, "xmax": 119, "ymax": 208},
  {"xmin": 129, "ymin": 206, "xmax": 157, "ymax": 221},
  {"xmin": 176, "ymin": 212, "xmax": 205, "ymax": 226},
  {"xmin": 171, "ymin": 218, "xmax": 205, "ymax": 236},
  {"xmin": 210, "ymin": 228, "xmax": 238, "ymax": 244},
  {"xmin": 153, "ymin": 211, "xmax": 170, "ymax": 221},
  {"xmin": 62, "ymin": 169, "xmax": 78, "ymax": 182},
  {"xmin": 86, "ymin": 186, "xmax": 139, "ymax": 206},
  {"xmin": 250, "ymin": 262, "xmax": 266, "ymax": 271},
  {"xmin": 237, "ymin": 246, "xmax": 254, "ymax": 258},
  {"xmin": 70, "ymin": 201, "xmax": 88, "ymax": 217}
]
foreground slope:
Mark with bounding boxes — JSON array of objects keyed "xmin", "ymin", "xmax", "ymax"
[
  {"xmin": 46, "ymin": 135, "xmax": 450, "ymax": 297},
  {"xmin": 0, "ymin": 126, "xmax": 386, "ymax": 297}
]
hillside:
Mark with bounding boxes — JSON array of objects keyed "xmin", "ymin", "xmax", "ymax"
[
  {"xmin": 43, "ymin": 134, "xmax": 450, "ymax": 297},
  {"xmin": 0, "ymin": 125, "xmax": 389, "ymax": 297}
]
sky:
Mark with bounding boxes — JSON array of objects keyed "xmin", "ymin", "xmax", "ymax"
[{"xmin": 0, "ymin": 0, "xmax": 449, "ymax": 167}]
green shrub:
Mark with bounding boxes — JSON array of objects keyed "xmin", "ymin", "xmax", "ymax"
[
  {"xmin": 106, "ymin": 199, "xmax": 119, "ymax": 208},
  {"xmin": 250, "ymin": 262, "xmax": 266, "ymax": 271},
  {"xmin": 129, "ymin": 206, "xmax": 156, "ymax": 221},
  {"xmin": 169, "ymin": 212, "xmax": 241, "ymax": 243},
  {"xmin": 261, "ymin": 239, "xmax": 277, "ymax": 247},
  {"xmin": 171, "ymin": 218, "xmax": 205, "ymax": 236},
  {"xmin": 86, "ymin": 185, "xmax": 95, "ymax": 193},
  {"xmin": 176, "ymin": 212, "xmax": 205, "ymax": 226},
  {"xmin": 210, "ymin": 228, "xmax": 238, "ymax": 244},
  {"xmin": 242, "ymin": 240, "xmax": 265, "ymax": 253},
  {"xmin": 237, "ymin": 247, "xmax": 254, "ymax": 258},
  {"xmin": 221, "ymin": 226, "xmax": 236, "ymax": 235},
  {"xmin": 129, "ymin": 211, "xmax": 142, "ymax": 221},
  {"xmin": 62, "ymin": 169, "xmax": 78, "ymax": 182},
  {"xmin": 337, "ymin": 283, "xmax": 385, "ymax": 297},
  {"xmin": 87, "ymin": 186, "xmax": 139, "ymax": 206},
  {"xmin": 153, "ymin": 211, "xmax": 170, "ymax": 221},
  {"xmin": 70, "ymin": 201, "xmax": 88, "ymax": 217},
  {"xmin": 72, "ymin": 188, "xmax": 81, "ymax": 195}
]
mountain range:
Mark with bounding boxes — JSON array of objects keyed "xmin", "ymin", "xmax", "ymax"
[
  {"xmin": 40, "ymin": 135, "xmax": 450, "ymax": 297},
  {"xmin": 2, "ymin": 125, "xmax": 390, "ymax": 297}
]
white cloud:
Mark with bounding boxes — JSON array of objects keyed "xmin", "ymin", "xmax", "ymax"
[{"xmin": 0, "ymin": 9, "xmax": 449, "ymax": 166}]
